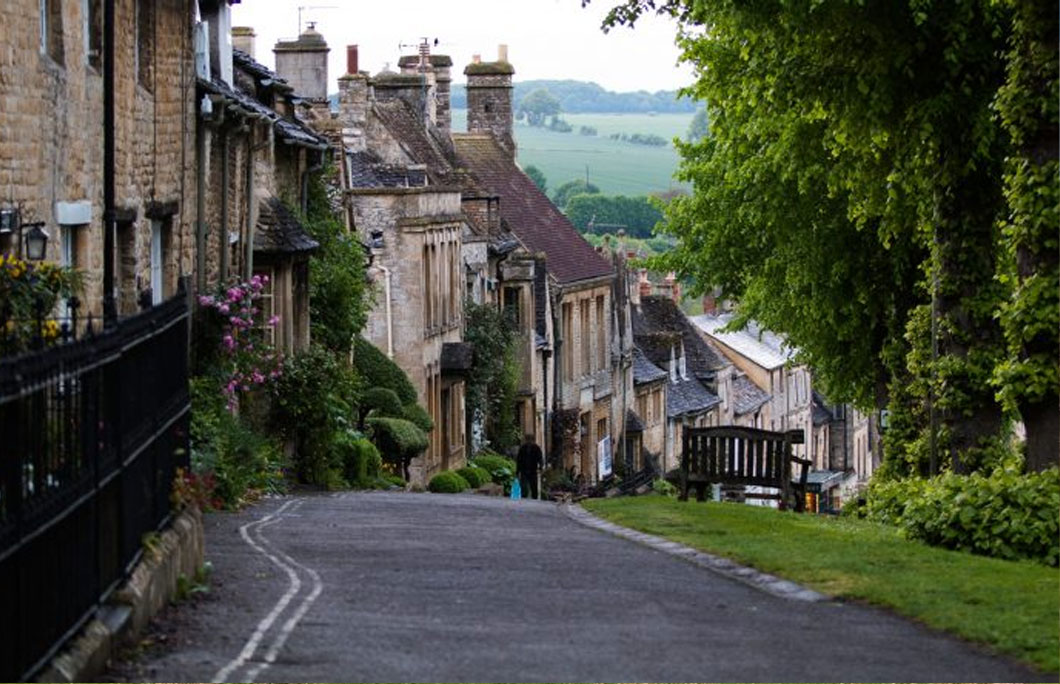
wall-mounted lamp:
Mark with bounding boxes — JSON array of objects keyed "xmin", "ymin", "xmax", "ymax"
[
  {"xmin": 0, "ymin": 208, "xmax": 49, "ymax": 261},
  {"xmin": 23, "ymin": 223, "xmax": 49, "ymax": 261}
]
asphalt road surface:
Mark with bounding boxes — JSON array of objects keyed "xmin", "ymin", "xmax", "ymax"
[{"xmin": 106, "ymin": 491, "xmax": 1047, "ymax": 683}]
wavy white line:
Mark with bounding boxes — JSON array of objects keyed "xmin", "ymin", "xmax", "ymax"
[{"xmin": 212, "ymin": 498, "xmax": 307, "ymax": 683}]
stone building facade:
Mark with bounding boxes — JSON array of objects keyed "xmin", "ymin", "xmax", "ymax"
[{"xmin": 1, "ymin": 0, "xmax": 198, "ymax": 320}]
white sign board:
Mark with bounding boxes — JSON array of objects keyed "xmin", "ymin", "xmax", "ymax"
[{"xmin": 598, "ymin": 435, "xmax": 613, "ymax": 479}]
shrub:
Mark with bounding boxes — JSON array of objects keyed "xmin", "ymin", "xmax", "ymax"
[
  {"xmin": 402, "ymin": 402, "xmax": 435, "ymax": 432},
  {"xmin": 270, "ymin": 346, "xmax": 359, "ymax": 486},
  {"xmin": 190, "ymin": 375, "xmax": 287, "ymax": 508},
  {"xmin": 456, "ymin": 466, "xmax": 490, "ymax": 488},
  {"xmin": 542, "ymin": 467, "xmax": 574, "ymax": 495},
  {"xmin": 652, "ymin": 479, "xmax": 678, "ymax": 497},
  {"xmin": 362, "ymin": 387, "xmax": 404, "ymax": 419},
  {"xmin": 366, "ymin": 416, "xmax": 429, "ymax": 480},
  {"xmin": 353, "ymin": 337, "xmax": 417, "ymax": 404},
  {"xmin": 470, "ymin": 452, "xmax": 516, "ymax": 487},
  {"xmin": 864, "ymin": 467, "xmax": 1060, "ymax": 566},
  {"xmin": 428, "ymin": 471, "xmax": 470, "ymax": 493},
  {"xmin": 341, "ymin": 436, "xmax": 383, "ymax": 488}
]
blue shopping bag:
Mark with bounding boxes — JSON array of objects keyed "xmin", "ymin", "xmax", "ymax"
[{"xmin": 510, "ymin": 477, "xmax": 522, "ymax": 500}]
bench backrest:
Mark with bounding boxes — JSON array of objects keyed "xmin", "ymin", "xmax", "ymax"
[{"xmin": 682, "ymin": 426, "xmax": 804, "ymax": 488}]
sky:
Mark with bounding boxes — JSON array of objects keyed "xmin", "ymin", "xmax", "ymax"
[{"xmin": 230, "ymin": 0, "xmax": 696, "ymax": 94}]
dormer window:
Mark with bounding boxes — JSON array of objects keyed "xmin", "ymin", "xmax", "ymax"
[{"xmin": 669, "ymin": 345, "xmax": 677, "ymax": 383}]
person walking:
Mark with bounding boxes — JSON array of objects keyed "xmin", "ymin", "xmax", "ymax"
[{"xmin": 515, "ymin": 433, "xmax": 543, "ymax": 500}]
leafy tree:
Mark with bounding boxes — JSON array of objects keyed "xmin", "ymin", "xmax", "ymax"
[
  {"xmin": 552, "ymin": 179, "xmax": 600, "ymax": 209},
  {"xmin": 588, "ymin": 0, "xmax": 1054, "ymax": 472},
  {"xmin": 517, "ymin": 88, "xmax": 561, "ymax": 126},
  {"xmin": 304, "ymin": 166, "xmax": 369, "ymax": 355},
  {"xmin": 523, "ymin": 164, "xmax": 548, "ymax": 193},
  {"xmin": 566, "ymin": 193, "xmax": 664, "ymax": 238},
  {"xmin": 686, "ymin": 107, "xmax": 708, "ymax": 142},
  {"xmin": 463, "ymin": 299, "xmax": 521, "ymax": 452}
]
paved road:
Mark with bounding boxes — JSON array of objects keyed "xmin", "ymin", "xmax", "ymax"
[{"xmin": 108, "ymin": 491, "xmax": 1046, "ymax": 683}]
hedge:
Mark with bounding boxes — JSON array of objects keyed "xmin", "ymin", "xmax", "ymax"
[
  {"xmin": 864, "ymin": 467, "xmax": 1060, "ymax": 566},
  {"xmin": 456, "ymin": 466, "xmax": 490, "ymax": 488},
  {"xmin": 366, "ymin": 416, "xmax": 428, "ymax": 456}
]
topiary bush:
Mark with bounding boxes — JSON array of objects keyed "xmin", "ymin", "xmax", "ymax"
[
  {"xmin": 402, "ymin": 402, "xmax": 434, "ymax": 432},
  {"xmin": 361, "ymin": 387, "xmax": 404, "ymax": 420},
  {"xmin": 456, "ymin": 466, "xmax": 490, "ymax": 488},
  {"xmin": 341, "ymin": 436, "xmax": 383, "ymax": 488},
  {"xmin": 354, "ymin": 337, "xmax": 417, "ymax": 404},
  {"xmin": 366, "ymin": 416, "xmax": 429, "ymax": 480},
  {"xmin": 865, "ymin": 467, "xmax": 1060, "ymax": 566},
  {"xmin": 428, "ymin": 471, "xmax": 470, "ymax": 493}
]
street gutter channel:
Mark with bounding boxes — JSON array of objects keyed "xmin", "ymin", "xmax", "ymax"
[{"xmin": 565, "ymin": 503, "xmax": 828, "ymax": 603}]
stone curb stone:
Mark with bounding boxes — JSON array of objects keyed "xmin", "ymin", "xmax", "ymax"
[
  {"xmin": 565, "ymin": 503, "xmax": 829, "ymax": 603},
  {"xmin": 35, "ymin": 506, "xmax": 205, "ymax": 683}
]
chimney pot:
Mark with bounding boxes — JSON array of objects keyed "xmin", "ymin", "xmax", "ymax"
[
  {"xmin": 472, "ymin": 54, "xmax": 481, "ymax": 64},
  {"xmin": 498, "ymin": 44, "xmax": 509, "ymax": 62},
  {"xmin": 347, "ymin": 45, "xmax": 359, "ymax": 75}
]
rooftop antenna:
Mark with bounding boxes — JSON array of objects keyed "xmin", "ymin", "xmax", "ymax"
[{"xmin": 297, "ymin": 5, "xmax": 338, "ymax": 34}]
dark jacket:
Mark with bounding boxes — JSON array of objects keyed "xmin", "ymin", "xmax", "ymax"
[{"xmin": 516, "ymin": 442, "xmax": 543, "ymax": 476}]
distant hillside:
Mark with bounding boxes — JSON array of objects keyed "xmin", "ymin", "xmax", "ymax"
[{"xmin": 451, "ymin": 80, "xmax": 696, "ymax": 114}]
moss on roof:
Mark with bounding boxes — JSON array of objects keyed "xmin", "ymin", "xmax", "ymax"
[{"xmin": 463, "ymin": 61, "xmax": 515, "ymax": 76}]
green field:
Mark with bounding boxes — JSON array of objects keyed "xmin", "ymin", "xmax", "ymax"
[{"xmin": 452, "ymin": 109, "xmax": 693, "ymax": 197}]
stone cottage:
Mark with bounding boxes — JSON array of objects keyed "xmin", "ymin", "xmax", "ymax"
[{"xmin": 1, "ymin": 0, "xmax": 199, "ymax": 321}]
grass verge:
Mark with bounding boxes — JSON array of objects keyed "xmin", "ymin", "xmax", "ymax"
[{"xmin": 583, "ymin": 495, "xmax": 1059, "ymax": 674}]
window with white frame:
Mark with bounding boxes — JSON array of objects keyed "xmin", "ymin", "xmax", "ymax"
[{"xmin": 150, "ymin": 219, "xmax": 166, "ymax": 305}]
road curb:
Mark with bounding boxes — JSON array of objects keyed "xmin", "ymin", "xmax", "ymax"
[
  {"xmin": 565, "ymin": 503, "xmax": 828, "ymax": 603},
  {"xmin": 35, "ymin": 505, "xmax": 205, "ymax": 683}
]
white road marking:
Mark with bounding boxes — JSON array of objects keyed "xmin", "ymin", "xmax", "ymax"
[{"xmin": 212, "ymin": 499, "xmax": 303, "ymax": 683}]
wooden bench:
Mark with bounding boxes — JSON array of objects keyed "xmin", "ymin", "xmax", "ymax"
[{"xmin": 680, "ymin": 426, "xmax": 812, "ymax": 512}]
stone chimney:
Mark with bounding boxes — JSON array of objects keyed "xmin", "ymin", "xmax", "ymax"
[
  {"xmin": 273, "ymin": 23, "xmax": 330, "ymax": 101},
  {"xmin": 664, "ymin": 272, "xmax": 680, "ymax": 304},
  {"xmin": 232, "ymin": 26, "xmax": 256, "ymax": 59},
  {"xmin": 396, "ymin": 41, "xmax": 451, "ymax": 132},
  {"xmin": 637, "ymin": 269, "xmax": 652, "ymax": 300},
  {"xmin": 373, "ymin": 70, "xmax": 436, "ymax": 128},
  {"xmin": 702, "ymin": 292, "xmax": 717, "ymax": 315},
  {"xmin": 464, "ymin": 44, "xmax": 515, "ymax": 155},
  {"xmin": 337, "ymin": 45, "xmax": 369, "ymax": 152}
]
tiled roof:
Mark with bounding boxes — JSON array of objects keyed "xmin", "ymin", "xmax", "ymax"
[
  {"xmin": 632, "ymin": 347, "xmax": 667, "ymax": 386},
  {"xmin": 199, "ymin": 76, "xmax": 278, "ymax": 121},
  {"xmin": 732, "ymin": 374, "xmax": 771, "ymax": 416},
  {"xmin": 692, "ymin": 312, "xmax": 796, "ymax": 370},
  {"xmin": 633, "ymin": 296, "xmax": 730, "ymax": 377},
  {"xmin": 668, "ymin": 376, "xmax": 721, "ymax": 419},
  {"xmin": 452, "ymin": 134, "xmax": 613, "ymax": 285},
  {"xmin": 254, "ymin": 197, "xmax": 319, "ymax": 254}
]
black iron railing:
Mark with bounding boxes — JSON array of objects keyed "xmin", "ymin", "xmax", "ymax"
[{"xmin": 0, "ymin": 294, "xmax": 190, "ymax": 682}]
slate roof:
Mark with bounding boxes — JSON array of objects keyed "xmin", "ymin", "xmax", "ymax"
[
  {"xmin": 441, "ymin": 342, "xmax": 474, "ymax": 374},
  {"xmin": 233, "ymin": 49, "xmax": 292, "ymax": 92},
  {"xmin": 692, "ymin": 312, "xmax": 796, "ymax": 370},
  {"xmin": 372, "ymin": 100, "xmax": 463, "ymax": 186},
  {"xmin": 626, "ymin": 408, "xmax": 644, "ymax": 433},
  {"xmin": 254, "ymin": 197, "xmax": 319, "ymax": 254},
  {"xmin": 632, "ymin": 347, "xmax": 667, "ymax": 386},
  {"xmin": 275, "ymin": 117, "xmax": 329, "ymax": 149},
  {"xmin": 812, "ymin": 391, "xmax": 834, "ymax": 426},
  {"xmin": 199, "ymin": 76, "xmax": 278, "ymax": 121},
  {"xmin": 668, "ymin": 376, "xmax": 721, "ymax": 419},
  {"xmin": 347, "ymin": 150, "xmax": 428, "ymax": 188},
  {"xmin": 632, "ymin": 296, "xmax": 730, "ymax": 378},
  {"xmin": 732, "ymin": 374, "xmax": 771, "ymax": 416},
  {"xmin": 452, "ymin": 134, "xmax": 613, "ymax": 285}
]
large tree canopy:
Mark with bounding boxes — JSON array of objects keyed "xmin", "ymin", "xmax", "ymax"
[{"xmin": 587, "ymin": 0, "xmax": 1057, "ymax": 473}]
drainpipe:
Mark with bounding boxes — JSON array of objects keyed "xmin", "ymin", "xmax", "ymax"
[
  {"xmin": 377, "ymin": 264, "xmax": 394, "ymax": 358},
  {"xmin": 196, "ymin": 121, "xmax": 208, "ymax": 291},
  {"xmin": 102, "ymin": 0, "xmax": 116, "ymax": 325},
  {"xmin": 550, "ymin": 288, "xmax": 563, "ymax": 469},
  {"xmin": 220, "ymin": 126, "xmax": 230, "ymax": 282}
]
